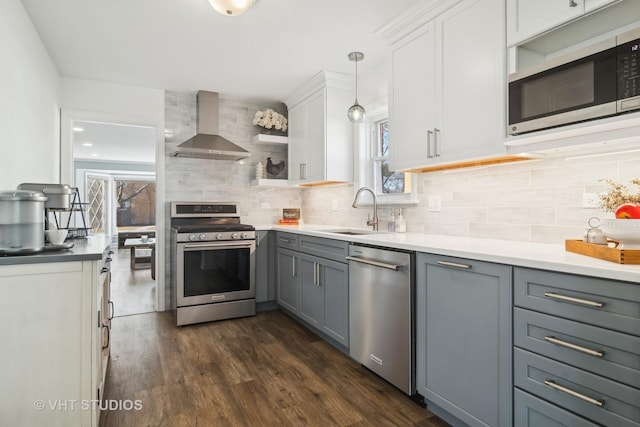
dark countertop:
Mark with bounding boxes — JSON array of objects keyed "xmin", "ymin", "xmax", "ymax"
[{"xmin": 0, "ymin": 234, "xmax": 110, "ymax": 265}]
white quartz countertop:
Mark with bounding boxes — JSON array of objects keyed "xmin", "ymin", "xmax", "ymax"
[{"xmin": 258, "ymin": 225, "xmax": 640, "ymax": 283}]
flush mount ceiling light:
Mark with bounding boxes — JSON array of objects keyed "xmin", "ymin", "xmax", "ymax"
[
  {"xmin": 208, "ymin": 0, "xmax": 254, "ymax": 16},
  {"xmin": 347, "ymin": 52, "xmax": 365, "ymax": 123}
]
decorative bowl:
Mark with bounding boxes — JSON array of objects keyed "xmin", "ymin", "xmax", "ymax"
[{"xmin": 600, "ymin": 219, "xmax": 640, "ymax": 249}]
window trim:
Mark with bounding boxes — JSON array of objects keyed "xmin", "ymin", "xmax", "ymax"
[{"xmin": 353, "ymin": 98, "xmax": 418, "ymax": 206}]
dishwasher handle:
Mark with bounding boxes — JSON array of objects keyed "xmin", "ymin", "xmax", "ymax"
[{"xmin": 346, "ymin": 255, "xmax": 401, "ymax": 271}]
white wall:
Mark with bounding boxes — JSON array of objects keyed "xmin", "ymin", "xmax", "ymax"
[
  {"xmin": 61, "ymin": 78, "xmax": 165, "ymax": 119},
  {"xmin": 0, "ymin": 0, "xmax": 61, "ymax": 188}
]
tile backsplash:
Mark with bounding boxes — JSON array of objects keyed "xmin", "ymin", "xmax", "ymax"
[
  {"xmin": 163, "ymin": 91, "xmax": 302, "ymax": 303},
  {"xmin": 164, "ymin": 91, "xmax": 300, "ymax": 224},
  {"xmin": 302, "ymin": 150, "xmax": 640, "ymax": 244}
]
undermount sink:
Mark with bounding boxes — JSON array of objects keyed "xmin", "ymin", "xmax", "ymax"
[{"xmin": 325, "ymin": 229, "xmax": 380, "ymax": 236}]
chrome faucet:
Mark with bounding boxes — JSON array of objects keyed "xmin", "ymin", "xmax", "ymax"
[{"xmin": 352, "ymin": 187, "xmax": 378, "ymax": 231}]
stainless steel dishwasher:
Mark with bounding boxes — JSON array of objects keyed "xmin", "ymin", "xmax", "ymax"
[{"xmin": 347, "ymin": 244, "xmax": 417, "ymax": 397}]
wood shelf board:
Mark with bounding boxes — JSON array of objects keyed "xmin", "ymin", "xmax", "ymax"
[
  {"xmin": 250, "ymin": 179, "xmax": 290, "ymax": 187},
  {"xmin": 252, "ymin": 134, "xmax": 288, "ymax": 145}
]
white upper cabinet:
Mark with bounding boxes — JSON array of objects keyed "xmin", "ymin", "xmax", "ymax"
[
  {"xmin": 507, "ymin": 0, "xmax": 585, "ymax": 47},
  {"xmin": 285, "ymin": 71, "xmax": 354, "ymax": 185},
  {"xmin": 507, "ymin": 0, "xmax": 620, "ymax": 46},
  {"xmin": 389, "ymin": 22, "xmax": 437, "ymax": 171},
  {"xmin": 380, "ymin": 0, "xmax": 506, "ymax": 172}
]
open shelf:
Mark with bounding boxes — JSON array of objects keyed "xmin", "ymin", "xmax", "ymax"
[
  {"xmin": 252, "ymin": 134, "xmax": 288, "ymax": 145},
  {"xmin": 250, "ymin": 179, "xmax": 290, "ymax": 187}
]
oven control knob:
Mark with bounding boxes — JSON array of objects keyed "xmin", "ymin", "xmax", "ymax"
[
  {"xmin": 199, "ymin": 234, "xmax": 207, "ymax": 240},
  {"xmin": 240, "ymin": 232, "xmax": 248, "ymax": 239},
  {"xmin": 215, "ymin": 233, "xmax": 223, "ymax": 240},
  {"xmin": 231, "ymin": 232, "xmax": 239, "ymax": 239},
  {"xmin": 189, "ymin": 234, "xmax": 196, "ymax": 241}
]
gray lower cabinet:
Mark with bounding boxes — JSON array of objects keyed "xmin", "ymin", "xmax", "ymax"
[
  {"xmin": 299, "ymin": 253, "xmax": 349, "ymax": 346},
  {"xmin": 276, "ymin": 247, "xmax": 299, "ymax": 314},
  {"xmin": 514, "ymin": 388, "xmax": 599, "ymax": 427},
  {"xmin": 276, "ymin": 232, "xmax": 349, "ymax": 348},
  {"xmin": 416, "ymin": 253, "xmax": 512, "ymax": 427},
  {"xmin": 255, "ymin": 230, "xmax": 276, "ymax": 304},
  {"xmin": 513, "ymin": 267, "xmax": 640, "ymax": 427}
]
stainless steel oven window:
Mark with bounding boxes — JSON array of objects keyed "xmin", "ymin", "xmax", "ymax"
[{"xmin": 177, "ymin": 241, "xmax": 255, "ymax": 306}]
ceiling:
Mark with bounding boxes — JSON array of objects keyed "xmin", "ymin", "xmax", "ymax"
[{"xmin": 21, "ymin": 0, "xmax": 418, "ymax": 103}]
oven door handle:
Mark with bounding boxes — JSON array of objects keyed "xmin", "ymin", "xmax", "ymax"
[{"xmin": 182, "ymin": 241, "xmax": 254, "ymax": 250}]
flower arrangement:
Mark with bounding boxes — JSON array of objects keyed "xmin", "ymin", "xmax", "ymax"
[
  {"xmin": 598, "ymin": 178, "xmax": 640, "ymax": 218},
  {"xmin": 252, "ymin": 108, "xmax": 287, "ymax": 132}
]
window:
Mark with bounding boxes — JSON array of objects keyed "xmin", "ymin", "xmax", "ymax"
[
  {"xmin": 373, "ymin": 119, "xmax": 408, "ymax": 195},
  {"xmin": 115, "ymin": 179, "xmax": 156, "ymax": 227},
  {"xmin": 357, "ymin": 101, "xmax": 415, "ymax": 205}
]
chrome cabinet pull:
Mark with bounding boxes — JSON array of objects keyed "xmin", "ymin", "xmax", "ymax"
[
  {"xmin": 427, "ymin": 130, "xmax": 434, "ymax": 158},
  {"xmin": 346, "ymin": 256, "xmax": 400, "ymax": 271},
  {"xmin": 313, "ymin": 262, "xmax": 317, "ymax": 284},
  {"xmin": 544, "ymin": 336, "xmax": 604, "ymax": 357},
  {"xmin": 313, "ymin": 263, "xmax": 320, "ymax": 286},
  {"xmin": 108, "ymin": 301, "xmax": 115, "ymax": 321},
  {"xmin": 544, "ymin": 380, "xmax": 604, "ymax": 407},
  {"xmin": 433, "ymin": 128, "xmax": 441, "ymax": 157},
  {"xmin": 300, "ymin": 163, "xmax": 307, "ymax": 180},
  {"xmin": 543, "ymin": 292, "xmax": 604, "ymax": 308},
  {"xmin": 292, "ymin": 257, "xmax": 296, "ymax": 277},
  {"xmin": 436, "ymin": 260, "xmax": 471, "ymax": 269},
  {"xmin": 279, "ymin": 237, "xmax": 291, "ymax": 244}
]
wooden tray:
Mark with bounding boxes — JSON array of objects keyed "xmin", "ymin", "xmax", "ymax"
[{"xmin": 565, "ymin": 240, "xmax": 640, "ymax": 264}]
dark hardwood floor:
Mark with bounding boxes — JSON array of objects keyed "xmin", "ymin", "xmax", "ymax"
[{"xmin": 100, "ymin": 310, "xmax": 449, "ymax": 427}]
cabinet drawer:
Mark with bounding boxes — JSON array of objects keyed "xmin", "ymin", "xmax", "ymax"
[
  {"xmin": 299, "ymin": 236, "xmax": 348, "ymax": 263},
  {"xmin": 276, "ymin": 232, "xmax": 299, "ymax": 251},
  {"xmin": 514, "ymin": 267, "xmax": 640, "ymax": 336},
  {"xmin": 514, "ymin": 307, "xmax": 640, "ymax": 388},
  {"xmin": 514, "ymin": 388, "xmax": 599, "ymax": 427},
  {"xmin": 514, "ymin": 348, "xmax": 640, "ymax": 427}
]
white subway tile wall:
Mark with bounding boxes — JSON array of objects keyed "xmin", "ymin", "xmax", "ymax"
[
  {"xmin": 163, "ymin": 91, "xmax": 301, "ymax": 303},
  {"xmin": 301, "ymin": 152, "xmax": 640, "ymax": 244}
]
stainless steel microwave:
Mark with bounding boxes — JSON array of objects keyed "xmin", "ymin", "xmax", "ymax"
[{"xmin": 508, "ymin": 28, "xmax": 640, "ymax": 135}]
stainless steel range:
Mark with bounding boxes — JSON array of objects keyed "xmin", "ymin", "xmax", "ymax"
[{"xmin": 170, "ymin": 201, "xmax": 255, "ymax": 326}]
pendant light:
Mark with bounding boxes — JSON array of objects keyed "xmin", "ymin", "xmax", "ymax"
[
  {"xmin": 208, "ymin": 0, "xmax": 254, "ymax": 16},
  {"xmin": 347, "ymin": 52, "xmax": 366, "ymax": 123}
]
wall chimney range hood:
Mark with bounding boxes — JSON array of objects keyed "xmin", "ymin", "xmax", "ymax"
[{"xmin": 172, "ymin": 91, "xmax": 251, "ymax": 160}]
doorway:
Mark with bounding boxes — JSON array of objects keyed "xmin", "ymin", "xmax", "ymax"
[{"xmin": 69, "ymin": 118, "xmax": 158, "ymax": 316}]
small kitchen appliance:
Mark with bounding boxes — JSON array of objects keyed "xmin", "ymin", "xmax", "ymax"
[
  {"xmin": 508, "ymin": 27, "xmax": 640, "ymax": 135},
  {"xmin": 170, "ymin": 201, "xmax": 256, "ymax": 326},
  {"xmin": 0, "ymin": 190, "xmax": 48, "ymax": 255},
  {"xmin": 17, "ymin": 183, "xmax": 72, "ymax": 231}
]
